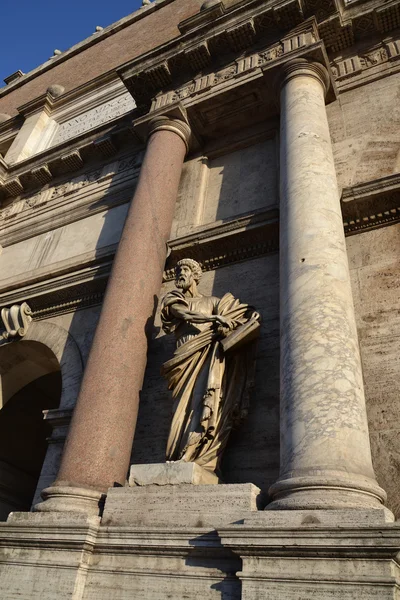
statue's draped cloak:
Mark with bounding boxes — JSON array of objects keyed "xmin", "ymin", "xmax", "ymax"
[{"xmin": 161, "ymin": 290, "xmax": 257, "ymax": 473}]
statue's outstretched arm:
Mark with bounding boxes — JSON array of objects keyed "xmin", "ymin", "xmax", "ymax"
[{"xmin": 170, "ymin": 304, "xmax": 228, "ymax": 326}]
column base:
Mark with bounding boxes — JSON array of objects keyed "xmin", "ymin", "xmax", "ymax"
[
  {"xmin": 34, "ymin": 484, "xmax": 105, "ymax": 517},
  {"xmin": 267, "ymin": 471, "xmax": 393, "ymax": 520}
]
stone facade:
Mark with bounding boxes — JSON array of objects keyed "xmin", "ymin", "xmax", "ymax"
[{"xmin": 0, "ymin": 0, "xmax": 400, "ymax": 598}]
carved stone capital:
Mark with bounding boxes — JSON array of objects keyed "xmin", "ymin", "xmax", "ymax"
[
  {"xmin": 278, "ymin": 58, "xmax": 331, "ymax": 97},
  {"xmin": 147, "ymin": 115, "xmax": 191, "ymax": 154}
]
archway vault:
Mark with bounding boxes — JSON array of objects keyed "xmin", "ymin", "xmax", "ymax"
[
  {"xmin": 0, "ymin": 320, "xmax": 84, "ymax": 410},
  {"xmin": 0, "ymin": 320, "xmax": 84, "ymax": 517}
]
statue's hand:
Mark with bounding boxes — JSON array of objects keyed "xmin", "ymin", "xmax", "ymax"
[
  {"xmin": 214, "ymin": 315, "xmax": 233, "ymax": 329},
  {"xmin": 214, "ymin": 315, "xmax": 235, "ymax": 336}
]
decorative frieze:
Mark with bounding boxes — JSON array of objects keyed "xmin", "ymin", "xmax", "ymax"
[
  {"xmin": 151, "ymin": 28, "xmax": 312, "ymax": 113},
  {"xmin": 25, "ymin": 189, "xmax": 52, "ymax": 209},
  {"xmin": 121, "ymin": 15, "xmax": 322, "ymax": 112},
  {"xmin": 0, "ymin": 151, "xmax": 143, "ymax": 233},
  {"xmin": 331, "ymin": 32, "xmax": 400, "ymax": 85},
  {"xmin": 0, "ymin": 198, "xmax": 25, "ymax": 221}
]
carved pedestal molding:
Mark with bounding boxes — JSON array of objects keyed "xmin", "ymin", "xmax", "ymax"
[
  {"xmin": 268, "ymin": 59, "xmax": 391, "ymax": 516},
  {"xmin": 35, "ymin": 115, "xmax": 191, "ymax": 516}
]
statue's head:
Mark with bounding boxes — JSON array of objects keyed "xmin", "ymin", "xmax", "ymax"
[{"xmin": 175, "ymin": 258, "xmax": 202, "ymax": 291}]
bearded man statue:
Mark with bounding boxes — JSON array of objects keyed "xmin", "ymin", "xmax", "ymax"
[{"xmin": 161, "ymin": 258, "xmax": 260, "ymax": 477}]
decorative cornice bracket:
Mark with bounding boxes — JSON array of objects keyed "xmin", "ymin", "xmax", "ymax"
[{"xmin": 1, "ymin": 302, "xmax": 32, "ymax": 340}]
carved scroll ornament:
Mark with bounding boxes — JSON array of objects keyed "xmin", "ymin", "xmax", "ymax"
[{"xmin": 1, "ymin": 302, "xmax": 32, "ymax": 340}]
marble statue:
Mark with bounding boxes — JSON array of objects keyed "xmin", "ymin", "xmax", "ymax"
[{"xmin": 161, "ymin": 258, "xmax": 260, "ymax": 476}]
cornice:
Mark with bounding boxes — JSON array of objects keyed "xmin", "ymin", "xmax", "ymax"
[
  {"xmin": 3, "ymin": 0, "xmax": 398, "ymax": 107},
  {"xmin": 117, "ymin": 0, "xmax": 400, "ymax": 111},
  {"xmin": 342, "ymin": 172, "xmax": 400, "ymax": 234},
  {"xmin": 118, "ymin": 14, "xmax": 334, "ymax": 113},
  {"xmin": 164, "ymin": 208, "xmax": 280, "ymax": 280}
]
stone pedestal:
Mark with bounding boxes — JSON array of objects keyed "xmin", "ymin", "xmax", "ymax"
[
  {"xmin": 102, "ymin": 483, "xmax": 264, "ymax": 528},
  {"xmin": 129, "ymin": 462, "xmax": 219, "ymax": 486},
  {"xmin": 270, "ymin": 60, "xmax": 390, "ymax": 514}
]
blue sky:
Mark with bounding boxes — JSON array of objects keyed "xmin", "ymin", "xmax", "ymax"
[{"xmin": 1, "ymin": 0, "xmax": 144, "ymax": 84}]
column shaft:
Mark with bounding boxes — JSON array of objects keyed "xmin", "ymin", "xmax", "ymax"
[
  {"xmin": 268, "ymin": 61, "xmax": 388, "ymax": 512},
  {"xmin": 37, "ymin": 117, "xmax": 189, "ymax": 514}
]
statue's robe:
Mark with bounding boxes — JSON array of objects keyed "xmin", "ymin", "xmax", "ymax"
[{"xmin": 161, "ymin": 290, "xmax": 257, "ymax": 474}]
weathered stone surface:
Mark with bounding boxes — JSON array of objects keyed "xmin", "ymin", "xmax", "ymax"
[
  {"xmin": 329, "ymin": 73, "xmax": 400, "ymax": 190},
  {"xmin": 243, "ymin": 508, "xmax": 393, "ymax": 526},
  {"xmin": 220, "ymin": 522, "xmax": 400, "ymax": 600},
  {"xmin": 129, "ymin": 462, "xmax": 219, "ymax": 486},
  {"xmin": 347, "ymin": 224, "xmax": 400, "ymax": 519},
  {"xmin": 270, "ymin": 60, "xmax": 387, "ymax": 513},
  {"xmin": 102, "ymin": 483, "xmax": 264, "ymax": 527}
]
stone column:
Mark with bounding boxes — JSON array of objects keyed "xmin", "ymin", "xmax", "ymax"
[
  {"xmin": 37, "ymin": 115, "xmax": 190, "ymax": 515},
  {"xmin": 268, "ymin": 60, "xmax": 389, "ymax": 514}
]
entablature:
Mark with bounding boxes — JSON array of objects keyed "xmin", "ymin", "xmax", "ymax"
[
  {"xmin": 119, "ymin": 17, "xmax": 336, "ymax": 146},
  {"xmin": 342, "ymin": 171, "xmax": 400, "ymax": 234},
  {"xmin": 1, "ymin": 170, "xmax": 399, "ymax": 320}
]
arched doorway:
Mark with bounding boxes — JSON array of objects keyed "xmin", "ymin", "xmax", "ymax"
[{"xmin": 0, "ymin": 340, "xmax": 62, "ymax": 520}]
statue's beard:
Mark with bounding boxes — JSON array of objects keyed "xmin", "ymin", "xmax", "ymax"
[{"xmin": 176, "ymin": 276, "xmax": 192, "ymax": 290}]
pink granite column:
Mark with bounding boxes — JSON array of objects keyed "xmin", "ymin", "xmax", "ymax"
[{"xmin": 36, "ymin": 115, "xmax": 191, "ymax": 515}]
